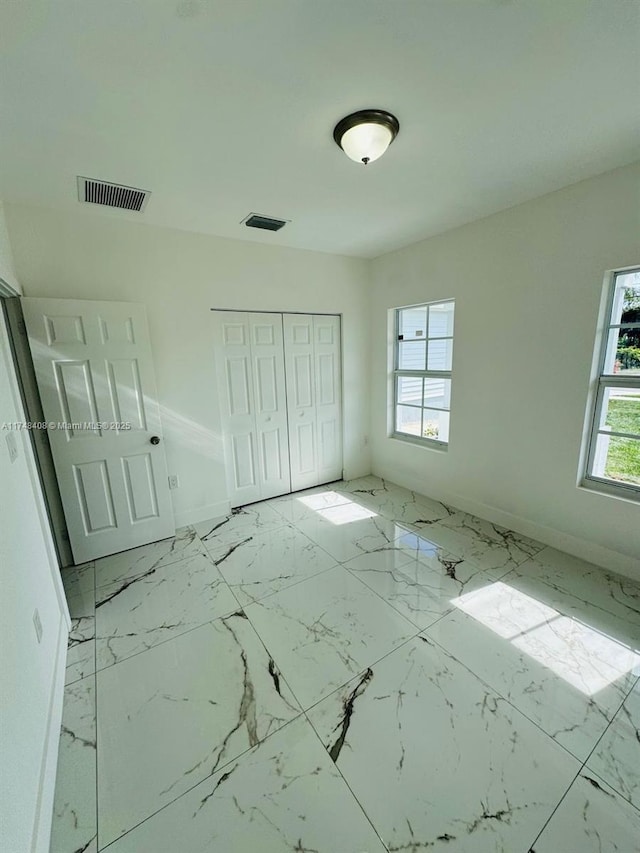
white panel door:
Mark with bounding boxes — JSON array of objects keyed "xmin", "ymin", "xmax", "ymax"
[
  {"xmin": 213, "ymin": 312, "xmax": 261, "ymax": 506},
  {"xmin": 249, "ymin": 314, "xmax": 291, "ymax": 500},
  {"xmin": 283, "ymin": 314, "xmax": 316, "ymax": 491},
  {"xmin": 212, "ymin": 312, "xmax": 291, "ymax": 507},
  {"xmin": 21, "ymin": 298, "xmax": 175, "ymax": 563},
  {"xmin": 283, "ymin": 314, "xmax": 342, "ymax": 491},
  {"xmin": 313, "ymin": 315, "xmax": 343, "ymax": 485}
]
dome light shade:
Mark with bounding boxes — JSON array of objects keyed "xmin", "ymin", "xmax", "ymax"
[{"xmin": 333, "ymin": 109, "xmax": 400, "ymax": 165}]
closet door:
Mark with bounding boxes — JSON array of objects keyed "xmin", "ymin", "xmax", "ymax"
[
  {"xmin": 313, "ymin": 315, "xmax": 343, "ymax": 485},
  {"xmin": 283, "ymin": 314, "xmax": 342, "ymax": 491},
  {"xmin": 213, "ymin": 312, "xmax": 291, "ymax": 507},
  {"xmin": 249, "ymin": 314, "xmax": 291, "ymax": 500},
  {"xmin": 213, "ymin": 312, "xmax": 260, "ymax": 506}
]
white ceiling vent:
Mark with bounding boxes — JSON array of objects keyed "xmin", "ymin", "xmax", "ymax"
[{"xmin": 77, "ymin": 177, "xmax": 150, "ymax": 212}]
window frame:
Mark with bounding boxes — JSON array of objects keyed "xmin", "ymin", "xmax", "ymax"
[
  {"xmin": 392, "ymin": 298, "xmax": 454, "ymax": 448},
  {"xmin": 583, "ymin": 267, "xmax": 640, "ymax": 499}
]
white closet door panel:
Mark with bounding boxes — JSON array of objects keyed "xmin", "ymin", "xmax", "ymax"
[
  {"xmin": 284, "ymin": 314, "xmax": 318, "ymax": 491},
  {"xmin": 213, "ymin": 312, "xmax": 261, "ymax": 506},
  {"xmin": 314, "ymin": 315, "xmax": 343, "ymax": 483},
  {"xmin": 250, "ymin": 314, "xmax": 290, "ymax": 500}
]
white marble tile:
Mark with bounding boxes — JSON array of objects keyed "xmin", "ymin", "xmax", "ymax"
[
  {"xmin": 435, "ymin": 510, "xmax": 545, "ymax": 559},
  {"xmin": 345, "ymin": 480, "xmax": 458, "ymax": 529},
  {"xmin": 507, "ymin": 547, "xmax": 640, "ymax": 650},
  {"xmin": 245, "ymin": 565, "xmax": 418, "ymax": 709},
  {"xmin": 103, "ymin": 715, "xmax": 386, "ymax": 853},
  {"xmin": 333, "ymin": 475, "xmax": 391, "ymax": 497},
  {"xmin": 94, "ymin": 525, "xmax": 207, "ymax": 592},
  {"xmin": 268, "ymin": 486, "xmax": 355, "ymax": 524},
  {"xmin": 345, "ymin": 544, "xmax": 499, "ymax": 630},
  {"xmin": 65, "ymin": 616, "xmax": 96, "ymax": 686},
  {"xmin": 49, "ymin": 676, "xmax": 97, "ymax": 853},
  {"xmin": 61, "ymin": 562, "xmax": 95, "ymax": 618},
  {"xmin": 404, "ymin": 516, "xmax": 546, "ymax": 576},
  {"xmin": 94, "ymin": 552, "xmax": 238, "ymax": 670},
  {"xmin": 96, "ymin": 613, "xmax": 300, "ymax": 848},
  {"xmin": 425, "ymin": 584, "xmax": 640, "ymax": 760},
  {"xmin": 587, "ymin": 681, "xmax": 640, "ymax": 810},
  {"xmin": 531, "ymin": 772, "xmax": 640, "ymax": 853},
  {"xmin": 307, "ymin": 634, "xmax": 580, "ymax": 853},
  {"xmin": 294, "ymin": 510, "xmax": 410, "ymax": 564},
  {"xmin": 193, "ymin": 503, "xmax": 288, "ymax": 547},
  {"xmin": 203, "ymin": 524, "xmax": 338, "ymax": 605}
]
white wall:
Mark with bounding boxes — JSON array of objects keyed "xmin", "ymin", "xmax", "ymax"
[
  {"xmin": 0, "ymin": 201, "xmax": 68, "ymax": 853},
  {"xmin": 371, "ymin": 162, "xmax": 640, "ymax": 579},
  {"xmin": 5, "ymin": 205, "xmax": 372, "ymax": 526},
  {"xmin": 0, "ymin": 201, "xmax": 20, "ymax": 293}
]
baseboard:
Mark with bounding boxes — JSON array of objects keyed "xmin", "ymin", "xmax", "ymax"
[
  {"xmin": 31, "ymin": 616, "xmax": 67, "ymax": 853},
  {"xmin": 372, "ymin": 465, "xmax": 640, "ymax": 583},
  {"xmin": 174, "ymin": 500, "xmax": 231, "ymax": 530}
]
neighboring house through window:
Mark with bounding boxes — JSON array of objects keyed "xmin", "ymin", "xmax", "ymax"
[{"xmin": 393, "ymin": 299, "xmax": 454, "ymax": 446}]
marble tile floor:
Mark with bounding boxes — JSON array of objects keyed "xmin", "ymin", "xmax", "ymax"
[{"xmin": 51, "ymin": 477, "xmax": 640, "ymax": 852}]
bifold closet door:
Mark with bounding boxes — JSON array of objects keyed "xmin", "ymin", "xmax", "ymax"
[
  {"xmin": 213, "ymin": 312, "xmax": 291, "ymax": 506},
  {"xmin": 283, "ymin": 314, "xmax": 343, "ymax": 491}
]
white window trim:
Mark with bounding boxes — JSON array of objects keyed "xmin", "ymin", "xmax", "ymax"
[
  {"xmin": 392, "ymin": 298, "xmax": 454, "ymax": 449},
  {"xmin": 583, "ymin": 267, "xmax": 640, "ymax": 500}
]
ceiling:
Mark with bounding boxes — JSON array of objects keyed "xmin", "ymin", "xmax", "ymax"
[{"xmin": 0, "ymin": 0, "xmax": 638, "ymax": 258}]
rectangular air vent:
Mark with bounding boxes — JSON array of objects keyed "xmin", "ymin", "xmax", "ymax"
[
  {"xmin": 243, "ymin": 213, "xmax": 287, "ymax": 232},
  {"xmin": 77, "ymin": 177, "xmax": 150, "ymax": 212}
]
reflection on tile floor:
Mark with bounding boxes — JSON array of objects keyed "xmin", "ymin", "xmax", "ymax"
[{"xmin": 51, "ymin": 477, "xmax": 640, "ymax": 852}]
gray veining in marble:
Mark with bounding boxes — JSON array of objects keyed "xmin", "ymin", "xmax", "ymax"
[
  {"xmin": 245, "ymin": 564, "xmax": 418, "ymax": 709},
  {"xmin": 49, "ymin": 675, "xmax": 97, "ymax": 853},
  {"xmin": 308, "ymin": 634, "xmax": 580, "ymax": 852},
  {"xmin": 96, "ymin": 612, "xmax": 300, "ymax": 847},
  {"xmin": 94, "ymin": 551, "xmax": 238, "ymax": 670},
  {"xmin": 94, "ymin": 525, "xmax": 207, "ymax": 592},
  {"xmin": 530, "ymin": 772, "xmax": 640, "ymax": 852},
  {"xmin": 102, "ymin": 716, "xmax": 387, "ymax": 853},
  {"xmin": 66, "ymin": 615, "xmax": 96, "ymax": 686},
  {"xmin": 203, "ymin": 523, "xmax": 338, "ymax": 604},
  {"xmin": 425, "ymin": 589, "xmax": 639, "ymax": 760},
  {"xmin": 587, "ymin": 680, "xmax": 640, "ymax": 810},
  {"xmin": 193, "ymin": 502, "xmax": 288, "ymax": 548}
]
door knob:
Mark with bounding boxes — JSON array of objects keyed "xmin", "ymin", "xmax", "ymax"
[{"xmin": 150, "ymin": 435, "xmax": 161, "ymax": 445}]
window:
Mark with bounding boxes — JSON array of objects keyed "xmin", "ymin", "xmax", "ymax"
[
  {"xmin": 585, "ymin": 268, "xmax": 640, "ymax": 497},
  {"xmin": 393, "ymin": 300, "xmax": 454, "ymax": 446}
]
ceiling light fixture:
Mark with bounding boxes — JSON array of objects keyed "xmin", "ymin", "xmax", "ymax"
[{"xmin": 333, "ymin": 109, "xmax": 400, "ymax": 165}]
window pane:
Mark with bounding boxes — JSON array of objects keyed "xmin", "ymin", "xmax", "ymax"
[
  {"xmin": 422, "ymin": 409, "xmax": 450, "ymax": 442},
  {"xmin": 397, "ymin": 376, "xmax": 423, "ymax": 406},
  {"xmin": 398, "ymin": 340, "xmax": 426, "ymax": 370},
  {"xmin": 605, "ymin": 327, "xmax": 640, "ymax": 375},
  {"xmin": 398, "ymin": 306, "xmax": 427, "ymax": 341},
  {"xmin": 427, "ymin": 338, "xmax": 453, "ymax": 371},
  {"xmin": 428, "ymin": 301, "xmax": 455, "ymax": 338},
  {"xmin": 423, "ymin": 378, "xmax": 451, "ymax": 410},
  {"xmin": 611, "ymin": 270, "xmax": 640, "ymax": 326},
  {"xmin": 600, "ymin": 387, "xmax": 640, "ymax": 437},
  {"xmin": 593, "ymin": 433, "xmax": 640, "ymax": 486},
  {"xmin": 396, "ymin": 405, "xmax": 422, "ymax": 437}
]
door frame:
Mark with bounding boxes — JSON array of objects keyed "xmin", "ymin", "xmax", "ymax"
[{"xmin": 0, "ymin": 281, "xmax": 71, "ymax": 566}]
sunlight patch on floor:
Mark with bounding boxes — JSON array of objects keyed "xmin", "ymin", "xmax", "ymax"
[
  {"xmin": 297, "ymin": 492, "xmax": 378, "ymax": 525},
  {"xmin": 453, "ymin": 581, "xmax": 640, "ymax": 696}
]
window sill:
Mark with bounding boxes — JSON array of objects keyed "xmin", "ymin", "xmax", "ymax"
[
  {"xmin": 391, "ymin": 432, "xmax": 448, "ymax": 452},
  {"xmin": 579, "ymin": 476, "xmax": 640, "ymax": 505}
]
